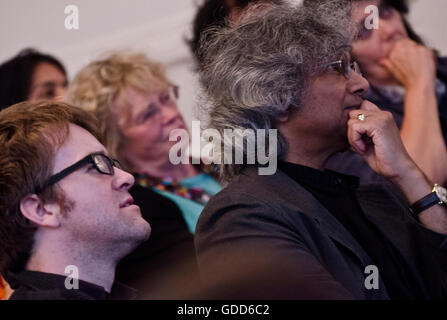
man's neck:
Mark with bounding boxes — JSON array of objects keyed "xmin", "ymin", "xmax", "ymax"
[
  {"xmin": 27, "ymin": 254, "xmax": 116, "ymax": 293},
  {"xmin": 26, "ymin": 236, "xmax": 118, "ymax": 292},
  {"xmin": 282, "ymin": 135, "xmax": 342, "ymax": 170},
  {"xmin": 277, "ymin": 113, "xmax": 347, "ymax": 170}
]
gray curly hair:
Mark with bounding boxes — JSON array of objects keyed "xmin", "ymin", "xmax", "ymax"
[{"xmin": 198, "ymin": 0, "xmax": 355, "ymax": 181}]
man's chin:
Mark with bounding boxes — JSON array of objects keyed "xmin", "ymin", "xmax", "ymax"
[
  {"xmin": 128, "ymin": 218, "xmax": 151, "ymax": 243},
  {"xmin": 137, "ymin": 221, "xmax": 152, "ymax": 242}
]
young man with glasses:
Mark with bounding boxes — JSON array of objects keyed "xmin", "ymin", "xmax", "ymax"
[{"xmin": 0, "ymin": 101, "xmax": 151, "ymax": 300}]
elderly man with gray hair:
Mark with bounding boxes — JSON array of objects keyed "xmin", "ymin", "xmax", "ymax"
[{"xmin": 194, "ymin": 2, "xmax": 447, "ymax": 299}]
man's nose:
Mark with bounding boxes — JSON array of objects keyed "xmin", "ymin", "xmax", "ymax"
[
  {"xmin": 112, "ymin": 167, "xmax": 135, "ymax": 191},
  {"xmin": 349, "ymin": 71, "xmax": 370, "ymax": 97}
]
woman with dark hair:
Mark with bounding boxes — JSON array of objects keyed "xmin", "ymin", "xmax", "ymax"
[
  {"xmin": 188, "ymin": 0, "xmax": 283, "ymax": 65},
  {"xmin": 322, "ymin": 0, "xmax": 447, "ymax": 186},
  {"xmin": 0, "ymin": 48, "xmax": 68, "ymax": 110}
]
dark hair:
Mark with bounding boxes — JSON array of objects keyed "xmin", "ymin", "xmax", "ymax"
[
  {"xmin": 304, "ymin": 0, "xmax": 424, "ymax": 45},
  {"xmin": 384, "ymin": 0, "xmax": 424, "ymax": 44},
  {"xmin": 0, "ymin": 101, "xmax": 101, "ymax": 276},
  {"xmin": 0, "ymin": 48, "xmax": 67, "ymax": 111},
  {"xmin": 187, "ymin": 0, "xmax": 283, "ymax": 66}
]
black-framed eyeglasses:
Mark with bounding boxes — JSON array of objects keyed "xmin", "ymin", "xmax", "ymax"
[
  {"xmin": 327, "ymin": 54, "xmax": 362, "ymax": 78},
  {"xmin": 36, "ymin": 153, "xmax": 121, "ymax": 193}
]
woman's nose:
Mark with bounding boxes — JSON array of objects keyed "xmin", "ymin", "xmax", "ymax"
[
  {"xmin": 162, "ymin": 104, "xmax": 181, "ymax": 125},
  {"xmin": 379, "ymin": 19, "xmax": 400, "ymax": 43}
]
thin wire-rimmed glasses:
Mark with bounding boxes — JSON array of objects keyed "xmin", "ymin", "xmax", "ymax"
[
  {"xmin": 36, "ymin": 153, "xmax": 121, "ymax": 193},
  {"xmin": 327, "ymin": 54, "xmax": 362, "ymax": 78}
]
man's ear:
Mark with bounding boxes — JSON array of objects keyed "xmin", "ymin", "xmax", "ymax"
[
  {"xmin": 276, "ymin": 113, "xmax": 289, "ymax": 123},
  {"xmin": 276, "ymin": 108, "xmax": 291, "ymax": 123},
  {"xmin": 20, "ymin": 194, "xmax": 61, "ymax": 228}
]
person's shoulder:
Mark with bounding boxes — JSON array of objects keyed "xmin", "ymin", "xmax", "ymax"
[
  {"xmin": 199, "ymin": 176, "xmax": 269, "ymax": 223},
  {"xmin": 196, "ymin": 167, "xmax": 303, "ymax": 239},
  {"xmin": 202, "ymin": 167, "xmax": 281, "ymax": 209}
]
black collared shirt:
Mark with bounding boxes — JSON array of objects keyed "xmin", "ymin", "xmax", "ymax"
[
  {"xmin": 278, "ymin": 161, "xmax": 424, "ymax": 299},
  {"xmin": 7, "ymin": 270, "xmax": 137, "ymax": 300}
]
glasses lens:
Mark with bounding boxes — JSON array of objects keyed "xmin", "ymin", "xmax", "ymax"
[
  {"xmin": 341, "ymin": 55, "xmax": 351, "ymax": 77},
  {"xmin": 112, "ymin": 159, "xmax": 121, "ymax": 169},
  {"xmin": 328, "ymin": 61, "xmax": 343, "ymax": 74},
  {"xmin": 93, "ymin": 155, "xmax": 114, "ymax": 174}
]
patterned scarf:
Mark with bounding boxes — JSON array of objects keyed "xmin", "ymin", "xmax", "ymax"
[{"xmin": 135, "ymin": 165, "xmax": 217, "ymax": 206}]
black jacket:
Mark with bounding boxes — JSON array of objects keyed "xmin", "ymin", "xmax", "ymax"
[{"xmin": 195, "ymin": 166, "xmax": 447, "ymax": 299}]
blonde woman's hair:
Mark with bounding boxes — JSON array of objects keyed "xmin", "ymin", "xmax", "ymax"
[{"xmin": 67, "ymin": 52, "xmax": 175, "ymax": 170}]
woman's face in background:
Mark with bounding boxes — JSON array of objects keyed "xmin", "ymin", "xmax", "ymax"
[
  {"xmin": 28, "ymin": 62, "xmax": 68, "ymax": 101},
  {"xmin": 117, "ymin": 84, "xmax": 187, "ymax": 168},
  {"xmin": 351, "ymin": 0, "xmax": 408, "ymax": 86}
]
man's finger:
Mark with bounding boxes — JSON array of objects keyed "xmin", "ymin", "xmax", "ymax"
[
  {"xmin": 360, "ymin": 100, "xmax": 380, "ymax": 111},
  {"xmin": 348, "ymin": 108, "xmax": 375, "ymax": 121},
  {"xmin": 347, "ymin": 120, "xmax": 366, "ymax": 153}
]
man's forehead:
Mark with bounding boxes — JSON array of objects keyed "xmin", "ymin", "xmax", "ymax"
[{"xmin": 52, "ymin": 123, "xmax": 107, "ymax": 174}]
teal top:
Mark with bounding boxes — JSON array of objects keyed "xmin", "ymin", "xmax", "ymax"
[{"xmin": 152, "ymin": 173, "xmax": 221, "ymax": 233}]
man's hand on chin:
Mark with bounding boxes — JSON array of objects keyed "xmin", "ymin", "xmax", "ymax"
[{"xmin": 347, "ymin": 100, "xmax": 447, "ymax": 234}]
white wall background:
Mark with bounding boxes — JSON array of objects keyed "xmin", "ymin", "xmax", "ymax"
[{"xmin": 1, "ymin": 0, "xmax": 446, "ymax": 129}]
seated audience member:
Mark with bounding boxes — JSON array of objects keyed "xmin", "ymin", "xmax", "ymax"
[
  {"xmin": 310, "ymin": 0, "xmax": 447, "ymax": 185},
  {"xmin": 67, "ymin": 53, "xmax": 218, "ymax": 298},
  {"xmin": 0, "ymin": 101, "xmax": 151, "ymax": 300},
  {"xmin": 0, "ymin": 48, "xmax": 68, "ymax": 111},
  {"xmin": 194, "ymin": 3, "xmax": 447, "ymax": 299},
  {"xmin": 188, "ymin": 0, "xmax": 283, "ymax": 66}
]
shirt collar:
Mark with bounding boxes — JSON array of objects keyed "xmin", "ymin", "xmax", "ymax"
[
  {"xmin": 278, "ymin": 161, "xmax": 360, "ymax": 191},
  {"xmin": 8, "ymin": 270, "xmax": 108, "ymax": 300},
  {"xmin": 7, "ymin": 270, "xmax": 137, "ymax": 300}
]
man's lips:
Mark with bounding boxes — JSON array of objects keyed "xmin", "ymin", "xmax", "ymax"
[{"xmin": 120, "ymin": 197, "xmax": 134, "ymax": 208}]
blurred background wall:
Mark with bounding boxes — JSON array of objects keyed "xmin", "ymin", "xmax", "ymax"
[{"xmin": 0, "ymin": 0, "xmax": 446, "ymax": 129}]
